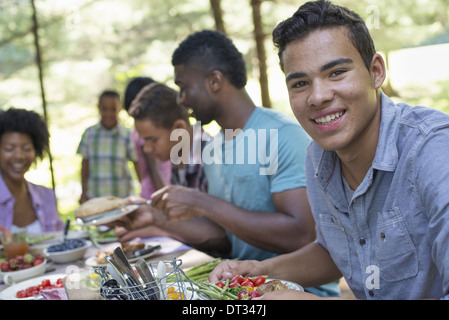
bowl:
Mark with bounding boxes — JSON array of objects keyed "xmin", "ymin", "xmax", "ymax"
[
  {"xmin": 28, "ymin": 238, "xmax": 61, "ymax": 256},
  {"xmin": 0, "ymin": 260, "xmax": 47, "ymax": 285},
  {"xmin": 43, "ymin": 240, "xmax": 91, "ymax": 264}
]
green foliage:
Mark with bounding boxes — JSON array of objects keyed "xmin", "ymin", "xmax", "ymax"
[{"xmin": 0, "ymin": 0, "xmax": 448, "ymax": 215}]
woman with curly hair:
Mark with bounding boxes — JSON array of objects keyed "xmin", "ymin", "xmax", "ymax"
[{"xmin": 0, "ymin": 107, "xmax": 63, "ymax": 233}]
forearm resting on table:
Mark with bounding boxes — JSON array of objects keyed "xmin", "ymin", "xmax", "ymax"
[{"xmin": 263, "ymin": 242, "xmax": 342, "ymax": 288}]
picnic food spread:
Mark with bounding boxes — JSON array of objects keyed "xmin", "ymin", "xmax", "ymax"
[{"xmin": 1, "ymin": 224, "xmax": 304, "ymax": 300}]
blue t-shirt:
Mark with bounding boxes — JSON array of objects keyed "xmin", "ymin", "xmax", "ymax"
[{"xmin": 204, "ymin": 107, "xmax": 310, "ymax": 260}]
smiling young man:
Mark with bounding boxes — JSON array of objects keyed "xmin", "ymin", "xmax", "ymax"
[{"xmin": 209, "ymin": 0, "xmax": 449, "ymax": 299}]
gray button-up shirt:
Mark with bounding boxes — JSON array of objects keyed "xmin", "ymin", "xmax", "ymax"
[{"xmin": 306, "ymin": 93, "xmax": 449, "ymax": 299}]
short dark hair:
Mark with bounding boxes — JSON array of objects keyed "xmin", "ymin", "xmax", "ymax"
[
  {"xmin": 0, "ymin": 107, "xmax": 50, "ymax": 160},
  {"xmin": 124, "ymin": 77, "xmax": 155, "ymax": 112},
  {"xmin": 98, "ymin": 90, "xmax": 120, "ymax": 104},
  {"xmin": 272, "ymin": 0, "xmax": 376, "ymax": 71},
  {"xmin": 171, "ymin": 30, "xmax": 247, "ymax": 89},
  {"xmin": 129, "ymin": 83, "xmax": 190, "ymax": 130}
]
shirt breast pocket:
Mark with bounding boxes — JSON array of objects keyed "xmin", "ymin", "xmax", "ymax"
[
  {"xmin": 230, "ymin": 172, "xmax": 270, "ymax": 211},
  {"xmin": 319, "ymin": 213, "xmax": 352, "ymax": 279},
  {"xmin": 375, "ymin": 207, "xmax": 418, "ymax": 282}
]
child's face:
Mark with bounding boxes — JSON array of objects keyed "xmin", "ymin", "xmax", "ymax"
[
  {"xmin": 99, "ymin": 96, "xmax": 121, "ymax": 129},
  {"xmin": 134, "ymin": 119, "xmax": 178, "ymax": 162}
]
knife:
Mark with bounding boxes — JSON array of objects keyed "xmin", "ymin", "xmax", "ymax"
[
  {"xmin": 133, "ymin": 244, "xmax": 161, "ymax": 258},
  {"xmin": 157, "ymin": 261, "xmax": 167, "ymax": 300},
  {"xmin": 112, "ymin": 246, "xmax": 141, "ymax": 284},
  {"xmin": 105, "ymin": 255, "xmax": 127, "ymax": 288},
  {"xmin": 112, "ymin": 247, "xmax": 150, "ymax": 300},
  {"xmin": 108, "ymin": 251, "xmax": 148, "ymax": 300},
  {"xmin": 135, "ymin": 259, "xmax": 160, "ymax": 300}
]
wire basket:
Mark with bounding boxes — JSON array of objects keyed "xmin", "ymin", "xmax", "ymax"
[{"xmin": 95, "ymin": 257, "xmax": 194, "ymax": 300}]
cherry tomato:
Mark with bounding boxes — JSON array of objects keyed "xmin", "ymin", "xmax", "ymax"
[
  {"xmin": 215, "ymin": 281, "xmax": 225, "ymax": 288},
  {"xmin": 16, "ymin": 290, "xmax": 27, "ymax": 298},
  {"xmin": 229, "ymin": 282, "xmax": 240, "ymax": 288},
  {"xmin": 232, "ymin": 275, "xmax": 245, "ymax": 285},
  {"xmin": 41, "ymin": 279, "xmax": 51, "ymax": 288},
  {"xmin": 252, "ymin": 275, "xmax": 266, "ymax": 287},
  {"xmin": 241, "ymin": 280, "xmax": 254, "ymax": 288}
]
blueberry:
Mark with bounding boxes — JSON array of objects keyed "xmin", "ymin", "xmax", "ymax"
[{"xmin": 47, "ymin": 239, "xmax": 86, "ymax": 252}]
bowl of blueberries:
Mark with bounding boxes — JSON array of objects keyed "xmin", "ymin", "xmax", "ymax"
[{"xmin": 43, "ymin": 239, "xmax": 91, "ymax": 264}]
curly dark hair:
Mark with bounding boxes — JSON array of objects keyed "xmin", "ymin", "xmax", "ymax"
[
  {"xmin": 171, "ymin": 30, "xmax": 247, "ymax": 89},
  {"xmin": 0, "ymin": 107, "xmax": 50, "ymax": 160},
  {"xmin": 272, "ymin": 0, "xmax": 376, "ymax": 72},
  {"xmin": 130, "ymin": 83, "xmax": 190, "ymax": 129}
]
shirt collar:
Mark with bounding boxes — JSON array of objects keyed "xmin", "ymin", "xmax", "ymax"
[
  {"xmin": 371, "ymin": 92, "xmax": 399, "ymax": 172},
  {"xmin": 315, "ymin": 92, "xmax": 399, "ymax": 189},
  {"xmin": 26, "ymin": 181, "xmax": 44, "ymax": 210},
  {"xmin": 0, "ymin": 173, "xmax": 43, "ymax": 210},
  {"xmin": 0, "ymin": 173, "xmax": 13, "ymax": 204},
  {"xmin": 98, "ymin": 121, "xmax": 120, "ymax": 134}
]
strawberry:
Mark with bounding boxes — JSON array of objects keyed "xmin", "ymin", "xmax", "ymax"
[
  {"xmin": 33, "ymin": 259, "xmax": 43, "ymax": 266},
  {"xmin": 1, "ymin": 261, "xmax": 9, "ymax": 272}
]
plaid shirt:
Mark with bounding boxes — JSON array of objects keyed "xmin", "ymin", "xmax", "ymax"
[
  {"xmin": 77, "ymin": 122, "xmax": 138, "ymax": 199},
  {"xmin": 170, "ymin": 128, "xmax": 207, "ymax": 192}
]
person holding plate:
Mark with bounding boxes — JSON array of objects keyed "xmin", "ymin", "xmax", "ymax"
[{"xmin": 114, "ymin": 29, "xmax": 340, "ymax": 297}]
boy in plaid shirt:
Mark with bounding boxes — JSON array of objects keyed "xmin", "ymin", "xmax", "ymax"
[{"xmin": 77, "ymin": 90, "xmax": 141, "ymax": 203}]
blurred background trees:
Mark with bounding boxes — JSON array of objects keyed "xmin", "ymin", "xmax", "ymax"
[{"xmin": 1, "ymin": 0, "xmax": 448, "ymax": 216}]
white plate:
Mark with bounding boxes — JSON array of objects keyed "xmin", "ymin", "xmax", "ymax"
[
  {"xmin": 85, "ymin": 243, "xmax": 161, "ymax": 267},
  {"xmin": 0, "ymin": 274, "xmax": 66, "ymax": 300},
  {"xmin": 76, "ymin": 205, "xmax": 139, "ymax": 226},
  {"xmin": 196, "ymin": 278, "xmax": 304, "ymax": 300}
]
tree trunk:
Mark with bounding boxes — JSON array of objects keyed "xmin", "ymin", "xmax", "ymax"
[
  {"xmin": 210, "ymin": 0, "xmax": 226, "ymax": 34},
  {"xmin": 382, "ymin": 51, "xmax": 400, "ymax": 98},
  {"xmin": 30, "ymin": 0, "xmax": 57, "ymax": 195},
  {"xmin": 250, "ymin": 0, "xmax": 271, "ymax": 108}
]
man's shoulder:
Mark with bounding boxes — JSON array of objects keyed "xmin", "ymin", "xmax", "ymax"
[
  {"xmin": 254, "ymin": 107, "xmax": 299, "ymax": 128},
  {"xmin": 383, "ymin": 94, "xmax": 449, "ymax": 131}
]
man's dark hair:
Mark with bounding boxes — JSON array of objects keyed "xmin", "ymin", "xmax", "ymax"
[
  {"xmin": 171, "ymin": 30, "xmax": 247, "ymax": 89},
  {"xmin": 272, "ymin": 0, "xmax": 376, "ymax": 71},
  {"xmin": 98, "ymin": 90, "xmax": 120, "ymax": 104},
  {"xmin": 124, "ymin": 77, "xmax": 155, "ymax": 112},
  {"xmin": 0, "ymin": 107, "xmax": 50, "ymax": 160},
  {"xmin": 130, "ymin": 83, "xmax": 190, "ymax": 130}
]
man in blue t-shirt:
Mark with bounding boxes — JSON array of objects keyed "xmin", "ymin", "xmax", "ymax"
[{"xmin": 120, "ymin": 30, "xmax": 339, "ymax": 297}]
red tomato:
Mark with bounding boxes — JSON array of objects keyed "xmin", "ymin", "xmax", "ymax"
[
  {"xmin": 33, "ymin": 259, "xmax": 43, "ymax": 266},
  {"xmin": 229, "ymin": 282, "xmax": 240, "ymax": 288},
  {"xmin": 241, "ymin": 280, "xmax": 254, "ymax": 288},
  {"xmin": 252, "ymin": 275, "xmax": 266, "ymax": 287},
  {"xmin": 232, "ymin": 275, "xmax": 245, "ymax": 285},
  {"xmin": 215, "ymin": 281, "xmax": 225, "ymax": 288},
  {"xmin": 41, "ymin": 279, "xmax": 51, "ymax": 288},
  {"xmin": 16, "ymin": 290, "xmax": 28, "ymax": 298}
]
